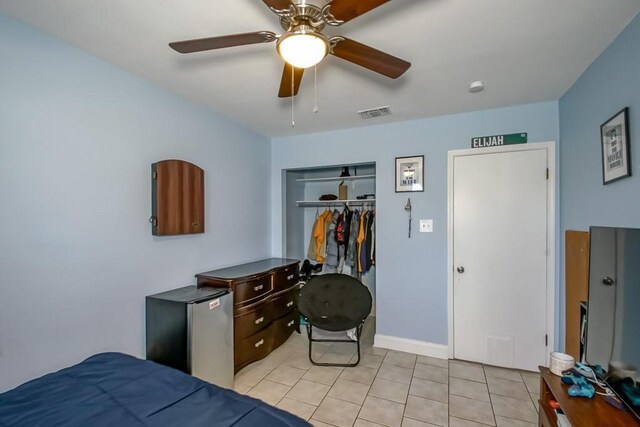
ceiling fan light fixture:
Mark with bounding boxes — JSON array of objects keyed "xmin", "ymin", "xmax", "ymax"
[{"xmin": 277, "ymin": 26, "xmax": 328, "ymax": 69}]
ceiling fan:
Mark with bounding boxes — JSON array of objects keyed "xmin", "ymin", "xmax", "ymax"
[{"xmin": 169, "ymin": 0, "xmax": 411, "ymax": 98}]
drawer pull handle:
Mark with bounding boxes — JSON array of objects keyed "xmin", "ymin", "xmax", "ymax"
[
  {"xmin": 254, "ymin": 339, "xmax": 264, "ymax": 348},
  {"xmin": 287, "ymin": 320, "xmax": 294, "ymax": 327},
  {"xmin": 286, "ymin": 301, "xmax": 294, "ymax": 307},
  {"xmin": 255, "ymin": 317, "xmax": 264, "ymax": 325},
  {"xmin": 287, "ymin": 274, "xmax": 294, "ymax": 280},
  {"xmin": 254, "ymin": 284, "xmax": 263, "ymax": 291}
]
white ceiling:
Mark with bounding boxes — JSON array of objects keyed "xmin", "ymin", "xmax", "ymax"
[{"xmin": 1, "ymin": 0, "xmax": 639, "ymax": 137}]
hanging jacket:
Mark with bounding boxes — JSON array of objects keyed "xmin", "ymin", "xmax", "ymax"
[
  {"xmin": 357, "ymin": 210, "xmax": 367, "ymax": 273},
  {"xmin": 323, "ymin": 210, "xmax": 341, "ymax": 273},
  {"xmin": 343, "ymin": 208, "xmax": 353, "ymax": 247},
  {"xmin": 335, "ymin": 212, "xmax": 346, "ymax": 245},
  {"xmin": 370, "ymin": 212, "xmax": 376, "ymax": 266},
  {"xmin": 364, "ymin": 210, "xmax": 374, "ymax": 272},
  {"xmin": 313, "ymin": 210, "xmax": 332, "ymax": 262},
  {"xmin": 346, "ymin": 210, "xmax": 359, "ymax": 267},
  {"xmin": 320, "ymin": 210, "xmax": 333, "ymax": 260},
  {"xmin": 307, "ymin": 215, "xmax": 320, "ymax": 261}
]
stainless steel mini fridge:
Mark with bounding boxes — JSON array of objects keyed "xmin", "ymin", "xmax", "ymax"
[{"xmin": 146, "ymin": 285, "xmax": 234, "ymax": 388}]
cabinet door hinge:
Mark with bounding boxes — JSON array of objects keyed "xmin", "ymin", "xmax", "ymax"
[
  {"xmin": 546, "ymin": 168, "xmax": 549, "ymax": 180},
  {"xmin": 152, "ymin": 171, "xmax": 157, "ymax": 180},
  {"xmin": 545, "ymin": 334, "xmax": 548, "ymax": 346}
]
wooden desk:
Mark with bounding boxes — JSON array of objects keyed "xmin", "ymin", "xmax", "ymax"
[{"xmin": 538, "ymin": 367, "xmax": 639, "ymax": 426}]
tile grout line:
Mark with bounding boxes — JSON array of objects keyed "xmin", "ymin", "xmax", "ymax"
[
  {"xmin": 448, "ymin": 360, "xmax": 499, "ymax": 426},
  {"xmin": 483, "ymin": 362, "xmax": 498, "ymax": 427},
  {"xmin": 397, "ymin": 355, "xmax": 417, "ymax": 426},
  {"xmin": 351, "ymin": 354, "xmax": 382, "ymax": 426}
]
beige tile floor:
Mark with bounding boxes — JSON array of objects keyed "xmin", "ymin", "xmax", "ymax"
[{"xmin": 234, "ymin": 321, "xmax": 540, "ymax": 427}]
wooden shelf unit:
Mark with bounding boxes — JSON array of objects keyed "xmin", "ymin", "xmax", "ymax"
[
  {"xmin": 295, "ymin": 174, "xmax": 375, "ymax": 183},
  {"xmin": 296, "ymin": 199, "xmax": 376, "ymax": 207},
  {"xmin": 565, "ymin": 230, "xmax": 589, "ymax": 361},
  {"xmin": 538, "ymin": 366, "xmax": 639, "ymax": 426}
]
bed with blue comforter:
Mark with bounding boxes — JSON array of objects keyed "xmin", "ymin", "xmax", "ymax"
[{"xmin": 0, "ymin": 352, "xmax": 310, "ymax": 426}]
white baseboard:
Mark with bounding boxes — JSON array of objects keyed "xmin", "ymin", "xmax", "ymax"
[{"xmin": 374, "ymin": 334, "xmax": 448, "ymax": 359}]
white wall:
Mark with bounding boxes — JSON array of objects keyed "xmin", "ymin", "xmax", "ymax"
[
  {"xmin": 271, "ymin": 102, "xmax": 560, "ymax": 349},
  {"xmin": 0, "ymin": 15, "xmax": 271, "ymax": 392}
]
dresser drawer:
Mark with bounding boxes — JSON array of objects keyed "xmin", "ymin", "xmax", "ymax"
[
  {"xmin": 272, "ymin": 286, "xmax": 298, "ymax": 319},
  {"xmin": 273, "ymin": 265, "xmax": 299, "ymax": 292},
  {"xmin": 272, "ymin": 310, "xmax": 299, "ymax": 349},
  {"xmin": 234, "ymin": 276, "xmax": 271, "ymax": 305},
  {"xmin": 234, "ymin": 326, "xmax": 273, "ymax": 370},
  {"xmin": 234, "ymin": 301, "xmax": 273, "ymax": 339}
]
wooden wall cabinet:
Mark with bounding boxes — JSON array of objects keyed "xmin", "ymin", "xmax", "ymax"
[
  {"xmin": 565, "ymin": 230, "xmax": 589, "ymax": 361},
  {"xmin": 196, "ymin": 258, "xmax": 300, "ymax": 373},
  {"xmin": 151, "ymin": 159, "xmax": 204, "ymax": 236}
]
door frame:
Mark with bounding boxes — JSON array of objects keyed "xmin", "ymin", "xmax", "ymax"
[{"xmin": 446, "ymin": 142, "xmax": 556, "ymax": 362}]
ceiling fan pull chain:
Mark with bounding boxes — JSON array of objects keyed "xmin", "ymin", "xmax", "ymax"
[
  {"xmin": 313, "ymin": 65, "xmax": 319, "ymax": 113},
  {"xmin": 291, "ymin": 65, "xmax": 295, "ymax": 127}
]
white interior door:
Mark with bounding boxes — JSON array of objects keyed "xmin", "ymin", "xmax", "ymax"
[{"xmin": 452, "ymin": 148, "xmax": 549, "ymax": 371}]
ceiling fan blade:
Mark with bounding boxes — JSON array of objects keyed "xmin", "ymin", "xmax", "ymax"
[
  {"xmin": 331, "ymin": 37, "xmax": 410, "ymax": 79},
  {"xmin": 169, "ymin": 31, "xmax": 276, "ymax": 54},
  {"xmin": 261, "ymin": 0, "xmax": 294, "ymax": 12},
  {"xmin": 324, "ymin": 0, "xmax": 390, "ymax": 23},
  {"xmin": 278, "ymin": 63, "xmax": 304, "ymax": 98}
]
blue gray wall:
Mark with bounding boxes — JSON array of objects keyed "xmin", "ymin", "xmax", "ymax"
[
  {"xmin": 560, "ymin": 13, "xmax": 640, "ymax": 229},
  {"xmin": 559, "ymin": 12, "xmax": 640, "ymax": 349},
  {"xmin": 0, "ymin": 15, "xmax": 271, "ymax": 392},
  {"xmin": 272, "ymin": 102, "xmax": 560, "ymax": 347}
]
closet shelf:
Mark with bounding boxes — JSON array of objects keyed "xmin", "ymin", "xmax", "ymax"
[
  {"xmin": 296, "ymin": 199, "xmax": 376, "ymax": 207},
  {"xmin": 295, "ymin": 174, "xmax": 375, "ymax": 183}
]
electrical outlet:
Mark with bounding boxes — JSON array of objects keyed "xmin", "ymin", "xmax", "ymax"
[{"xmin": 420, "ymin": 219, "xmax": 433, "ymax": 233}]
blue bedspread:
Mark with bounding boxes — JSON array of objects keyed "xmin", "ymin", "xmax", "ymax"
[{"xmin": 0, "ymin": 352, "xmax": 310, "ymax": 427}]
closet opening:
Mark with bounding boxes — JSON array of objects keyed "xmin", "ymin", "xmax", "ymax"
[{"xmin": 282, "ymin": 162, "xmax": 377, "ymax": 342}]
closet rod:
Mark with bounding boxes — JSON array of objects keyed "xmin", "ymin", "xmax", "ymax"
[{"xmin": 296, "ymin": 199, "xmax": 376, "ymax": 208}]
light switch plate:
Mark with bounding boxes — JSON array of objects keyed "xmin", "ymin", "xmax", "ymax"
[{"xmin": 420, "ymin": 219, "xmax": 433, "ymax": 233}]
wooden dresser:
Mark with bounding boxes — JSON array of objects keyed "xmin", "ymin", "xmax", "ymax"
[
  {"xmin": 538, "ymin": 367, "xmax": 639, "ymax": 426},
  {"xmin": 196, "ymin": 258, "xmax": 300, "ymax": 373}
]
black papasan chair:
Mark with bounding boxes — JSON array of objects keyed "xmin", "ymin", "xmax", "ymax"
[{"xmin": 297, "ymin": 274, "xmax": 372, "ymax": 367}]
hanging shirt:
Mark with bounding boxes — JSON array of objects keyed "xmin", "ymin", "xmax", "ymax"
[
  {"xmin": 346, "ymin": 210, "xmax": 360, "ymax": 268},
  {"xmin": 313, "ymin": 210, "xmax": 331, "ymax": 263},
  {"xmin": 336, "ymin": 212, "xmax": 346, "ymax": 245},
  {"xmin": 370, "ymin": 212, "xmax": 376, "ymax": 266},
  {"xmin": 343, "ymin": 208, "xmax": 353, "ymax": 248},
  {"xmin": 323, "ymin": 210, "xmax": 340, "ymax": 273},
  {"xmin": 307, "ymin": 215, "xmax": 320, "ymax": 261},
  {"xmin": 364, "ymin": 210, "xmax": 374, "ymax": 272},
  {"xmin": 320, "ymin": 209, "xmax": 333, "ymax": 260},
  {"xmin": 357, "ymin": 210, "xmax": 367, "ymax": 273}
]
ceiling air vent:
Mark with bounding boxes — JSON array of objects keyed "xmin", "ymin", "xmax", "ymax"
[{"xmin": 358, "ymin": 106, "xmax": 392, "ymax": 119}]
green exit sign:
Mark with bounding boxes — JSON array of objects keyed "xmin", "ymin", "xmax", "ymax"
[{"xmin": 471, "ymin": 133, "xmax": 528, "ymax": 148}]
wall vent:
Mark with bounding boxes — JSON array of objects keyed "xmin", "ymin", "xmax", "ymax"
[{"xmin": 358, "ymin": 106, "xmax": 392, "ymax": 119}]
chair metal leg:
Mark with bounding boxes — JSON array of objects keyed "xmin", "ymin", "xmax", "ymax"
[{"xmin": 306, "ymin": 321, "xmax": 365, "ymax": 367}]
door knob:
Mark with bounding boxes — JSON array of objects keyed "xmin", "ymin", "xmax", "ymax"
[
  {"xmin": 457, "ymin": 266, "xmax": 465, "ymax": 274},
  {"xmin": 602, "ymin": 276, "xmax": 615, "ymax": 286}
]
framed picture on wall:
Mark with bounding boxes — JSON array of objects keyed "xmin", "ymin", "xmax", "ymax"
[
  {"xmin": 395, "ymin": 155, "xmax": 424, "ymax": 192},
  {"xmin": 601, "ymin": 107, "xmax": 631, "ymax": 185}
]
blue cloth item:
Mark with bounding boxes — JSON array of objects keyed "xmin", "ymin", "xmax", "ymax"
[{"xmin": 0, "ymin": 352, "xmax": 310, "ymax": 427}]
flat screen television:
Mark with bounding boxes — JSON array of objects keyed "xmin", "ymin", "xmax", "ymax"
[{"xmin": 586, "ymin": 226, "xmax": 640, "ymax": 420}]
